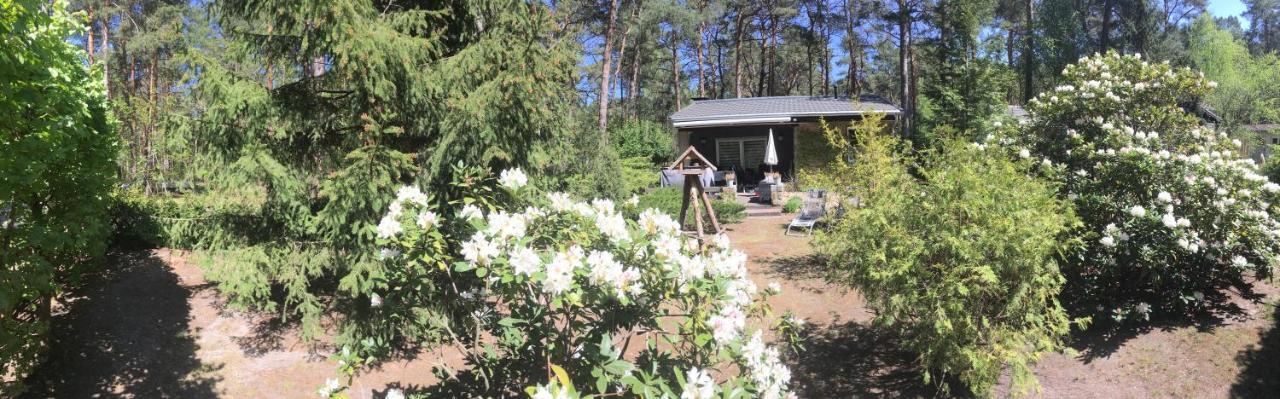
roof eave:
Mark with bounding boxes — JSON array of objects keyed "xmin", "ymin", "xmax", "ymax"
[{"xmin": 670, "ymin": 109, "xmax": 902, "ymax": 125}]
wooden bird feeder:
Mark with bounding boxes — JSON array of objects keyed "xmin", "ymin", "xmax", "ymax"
[{"xmin": 667, "ymin": 146, "xmax": 722, "ymax": 242}]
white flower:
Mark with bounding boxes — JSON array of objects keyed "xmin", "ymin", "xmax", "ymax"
[
  {"xmin": 547, "ymin": 192, "xmax": 574, "ymax": 211},
  {"xmin": 376, "ymin": 215, "xmax": 403, "ymax": 239},
  {"xmin": 1018, "ymin": 149, "xmax": 1031, "ymax": 159},
  {"xmin": 396, "ymin": 185, "xmax": 429, "ymax": 206},
  {"xmin": 318, "ymin": 378, "xmax": 342, "ymax": 398},
  {"xmin": 385, "ymin": 389, "xmax": 405, "ymax": 399},
  {"xmin": 1129, "ymin": 205, "xmax": 1147, "ymax": 218},
  {"xmin": 591, "ymin": 198, "xmax": 617, "ymax": 216},
  {"xmin": 378, "ymin": 248, "xmax": 401, "ymax": 260},
  {"xmin": 460, "ymin": 204, "xmax": 484, "ymax": 221},
  {"xmin": 461, "ymin": 233, "xmax": 500, "ymax": 266},
  {"xmin": 1162, "ymin": 213, "xmax": 1178, "ymax": 228},
  {"xmin": 486, "ymin": 211, "xmax": 527, "ymax": 239},
  {"xmin": 509, "ymin": 246, "xmax": 542, "ymax": 277},
  {"xmin": 543, "ymin": 247, "xmax": 582, "ymax": 295},
  {"xmin": 707, "ymin": 306, "xmax": 746, "ymax": 344},
  {"xmin": 530, "ymin": 384, "xmax": 570, "ymax": 399},
  {"xmin": 713, "ymin": 234, "xmax": 732, "ymax": 251},
  {"xmin": 1135, "ymin": 302, "xmax": 1151, "ymax": 319},
  {"xmin": 416, "ymin": 210, "xmax": 439, "ymax": 229},
  {"xmin": 1100, "ymin": 236, "xmax": 1116, "ymax": 247},
  {"xmin": 596, "ymin": 213, "xmax": 629, "ymax": 243},
  {"xmin": 767, "ymin": 281, "xmax": 783, "ymax": 294},
  {"xmin": 1232, "ymin": 255, "xmax": 1250, "ymax": 268},
  {"xmin": 681, "ymin": 367, "xmax": 717, "ymax": 399},
  {"xmin": 498, "ymin": 167, "xmax": 528, "ymax": 189},
  {"xmin": 370, "ymin": 292, "xmax": 383, "ymax": 308},
  {"xmin": 639, "ymin": 208, "xmax": 680, "ymax": 236},
  {"xmin": 626, "ymin": 195, "xmax": 640, "ymax": 207},
  {"xmin": 1157, "ymin": 191, "xmax": 1172, "ymax": 203}
]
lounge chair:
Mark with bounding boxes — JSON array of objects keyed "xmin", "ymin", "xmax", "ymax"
[{"xmin": 785, "ymin": 197, "xmax": 826, "ymax": 236}]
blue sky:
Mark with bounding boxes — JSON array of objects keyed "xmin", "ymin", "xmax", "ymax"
[{"xmin": 1208, "ymin": 0, "xmax": 1249, "ymax": 28}]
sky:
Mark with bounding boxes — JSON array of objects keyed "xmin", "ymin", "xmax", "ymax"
[{"xmin": 1208, "ymin": 0, "xmax": 1249, "ymax": 28}]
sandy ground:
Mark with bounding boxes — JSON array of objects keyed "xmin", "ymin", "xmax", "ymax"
[{"xmin": 19, "ymin": 215, "xmax": 1280, "ymax": 398}]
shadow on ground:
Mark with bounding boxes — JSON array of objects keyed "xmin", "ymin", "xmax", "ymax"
[
  {"xmin": 788, "ymin": 320, "xmax": 945, "ymax": 398},
  {"xmin": 1231, "ymin": 301, "xmax": 1280, "ymax": 398},
  {"xmin": 763, "ymin": 253, "xmax": 831, "ymax": 281},
  {"xmin": 20, "ymin": 250, "xmax": 222, "ymax": 398},
  {"xmin": 1070, "ymin": 288, "xmax": 1262, "ymax": 363}
]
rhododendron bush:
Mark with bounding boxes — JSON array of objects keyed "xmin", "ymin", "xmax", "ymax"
[
  {"xmin": 992, "ymin": 52, "xmax": 1280, "ymax": 321},
  {"xmin": 323, "ymin": 168, "xmax": 797, "ymax": 398}
]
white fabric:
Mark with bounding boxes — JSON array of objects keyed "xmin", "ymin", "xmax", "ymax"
[{"xmin": 764, "ymin": 129, "xmax": 779, "ymax": 166}]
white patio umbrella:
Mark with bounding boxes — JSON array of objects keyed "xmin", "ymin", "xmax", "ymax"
[{"xmin": 764, "ymin": 128, "xmax": 779, "ymax": 173}]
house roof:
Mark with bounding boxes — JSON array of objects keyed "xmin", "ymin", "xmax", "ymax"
[
  {"xmin": 1007, "ymin": 105, "xmax": 1030, "ymax": 121},
  {"xmin": 1245, "ymin": 124, "xmax": 1280, "ymax": 132},
  {"xmin": 670, "ymin": 95, "xmax": 901, "ymax": 128}
]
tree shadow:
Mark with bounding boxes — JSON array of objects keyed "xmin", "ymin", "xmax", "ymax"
[
  {"xmin": 762, "ymin": 253, "xmax": 831, "ymax": 281},
  {"xmin": 20, "ymin": 250, "xmax": 223, "ymax": 398},
  {"xmin": 1071, "ymin": 288, "xmax": 1260, "ymax": 362},
  {"xmin": 788, "ymin": 320, "xmax": 948, "ymax": 398},
  {"xmin": 1230, "ymin": 301, "xmax": 1280, "ymax": 398}
]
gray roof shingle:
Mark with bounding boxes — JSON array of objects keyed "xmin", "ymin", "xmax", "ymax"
[{"xmin": 670, "ymin": 95, "xmax": 900, "ymax": 126}]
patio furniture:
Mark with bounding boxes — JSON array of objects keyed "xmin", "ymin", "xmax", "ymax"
[{"xmin": 785, "ymin": 197, "xmax": 826, "ymax": 236}]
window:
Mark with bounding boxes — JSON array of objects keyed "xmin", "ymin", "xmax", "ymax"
[
  {"xmin": 1271, "ymin": 137, "xmax": 1278, "ymax": 145},
  {"xmin": 716, "ymin": 137, "xmax": 768, "ymax": 170}
]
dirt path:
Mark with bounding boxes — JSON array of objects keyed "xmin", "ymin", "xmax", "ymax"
[{"xmin": 18, "ymin": 215, "xmax": 1280, "ymax": 398}]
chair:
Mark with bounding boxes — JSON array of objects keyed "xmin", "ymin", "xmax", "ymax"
[{"xmin": 785, "ymin": 197, "xmax": 826, "ymax": 236}]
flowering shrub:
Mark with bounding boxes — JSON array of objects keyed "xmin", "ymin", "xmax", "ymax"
[
  {"xmin": 812, "ymin": 124, "xmax": 1078, "ymax": 396},
  {"xmin": 327, "ymin": 168, "xmax": 797, "ymax": 398},
  {"xmin": 992, "ymin": 52, "xmax": 1280, "ymax": 321}
]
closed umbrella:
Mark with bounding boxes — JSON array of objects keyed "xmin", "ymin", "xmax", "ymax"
[{"xmin": 764, "ymin": 128, "xmax": 779, "ymax": 173}]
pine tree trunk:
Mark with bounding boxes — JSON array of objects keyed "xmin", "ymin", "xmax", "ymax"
[
  {"xmin": 630, "ymin": 37, "xmax": 641, "ymax": 119},
  {"xmin": 845, "ymin": 0, "xmax": 859, "ymax": 97},
  {"xmin": 101, "ymin": 9, "xmax": 109, "ymax": 100},
  {"xmin": 898, "ymin": 0, "xmax": 913, "ymax": 137},
  {"xmin": 598, "ymin": 0, "xmax": 620, "ymax": 133},
  {"xmin": 1101, "ymin": 0, "xmax": 1113, "ymax": 52},
  {"xmin": 733, "ymin": 8, "xmax": 748, "ymax": 98},
  {"xmin": 1023, "ymin": 0, "xmax": 1034, "ymax": 102},
  {"xmin": 671, "ymin": 30, "xmax": 682, "ymax": 111},
  {"xmin": 696, "ymin": 18, "xmax": 707, "ymax": 97},
  {"xmin": 86, "ymin": 4, "xmax": 95, "ymax": 64}
]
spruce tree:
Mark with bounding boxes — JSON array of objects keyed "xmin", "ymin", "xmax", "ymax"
[{"xmin": 185, "ymin": 0, "xmax": 579, "ymax": 349}]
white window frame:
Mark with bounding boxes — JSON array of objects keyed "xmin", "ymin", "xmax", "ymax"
[{"xmin": 715, "ymin": 137, "xmax": 767, "ymax": 168}]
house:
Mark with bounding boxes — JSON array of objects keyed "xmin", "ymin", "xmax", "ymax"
[
  {"xmin": 1244, "ymin": 124, "xmax": 1280, "ymax": 162},
  {"xmin": 669, "ymin": 95, "xmax": 901, "ymax": 185}
]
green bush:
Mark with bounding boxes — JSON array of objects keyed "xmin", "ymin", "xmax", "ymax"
[
  {"xmin": 619, "ymin": 156, "xmax": 658, "ymax": 196},
  {"xmin": 609, "ymin": 119, "xmax": 676, "ymax": 164},
  {"xmin": 631, "ymin": 187, "xmax": 745, "ymax": 227},
  {"xmin": 109, "ymin": 190, "xmax": 264, "ymax": 250},
  {"xmin": 782, "ymin": 197, "xmax": 802, "ymax": 213},
  {"xmin": 0, "ymin": 1, "xmax": 119, "ymax": 392},
  {"xmin": 812, "ymin": 127, "xmax": 1079, "ymax": 396},
  {"xmin": 1001, "ymin": 52, "xmax": 1280, "ymax": 321}
]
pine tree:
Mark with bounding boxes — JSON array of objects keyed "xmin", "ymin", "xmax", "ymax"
[{"xmin": 185, "ymin": 0, "xmax": 579, "ymax": 347}]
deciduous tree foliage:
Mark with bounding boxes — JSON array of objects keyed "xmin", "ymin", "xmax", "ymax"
[
  {"xmin": 184, "ymin": 0, "xmax": 580, "ymax": 343},
  {"xmin": 0, "ymin": 0, "xmax": 118, "ymax": 391},
  {"xmin": 812, "ymin": 115, "xmax": 1078, "ymax": 396}
]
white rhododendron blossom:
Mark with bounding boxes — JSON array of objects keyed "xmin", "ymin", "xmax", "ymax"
[
  {"xmin": 984, "ymin": 52, "xmax": 1280, "ymax": 320},
  {"xmin": 499, "ymin": 167, "xmax": 529, "ymax": 189},
  {"xmin": 681, "ymin": 367, "xmax": 717, "ymax": 399},
  {"xmin": 369, "ymin": 183, "xmax": 793, "ymax": 397}
]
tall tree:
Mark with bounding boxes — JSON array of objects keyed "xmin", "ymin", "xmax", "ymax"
[
  {"xmin": 187, "ymin": 0, "xmax": 579, "ymax": 349},
  {"xmin": 599, "ymin": 0, "xmax": 621, "ymax": 132}
]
